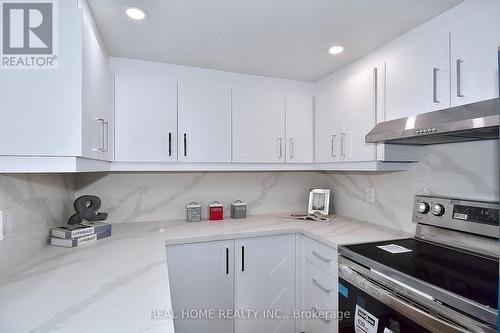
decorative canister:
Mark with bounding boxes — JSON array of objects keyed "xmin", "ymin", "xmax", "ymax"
[
  {"xmin": 186, "ymin": 202, "xmax": 202, "ymax": 222},
  {"xmin": 231, "ymin": 200, "xmax": 247, "ymax": 219},
  {"xmin": 209, "ymin": 201, "xmax": 224, "ymax": 221}
]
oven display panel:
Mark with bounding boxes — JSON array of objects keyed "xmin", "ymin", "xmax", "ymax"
[{"xmin": 452, "ymin": 205, "xmax": 499, "ymax": 225}]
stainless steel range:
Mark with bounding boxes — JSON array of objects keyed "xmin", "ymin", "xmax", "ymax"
[{"xmin": 338, "ymin": 195, "xmax": 499, "ymax": 333}]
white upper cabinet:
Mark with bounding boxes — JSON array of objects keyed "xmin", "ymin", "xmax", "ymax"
[
  {"xmin": 114, "ymin": 63, "xmax": 178, "ymax": 163},
  {"xmin": 386, "ymin": 32, "xmax": 450, "ymax": 120},
  {"xmin": 335, "ymin": 67, "xmax": 378, "ymax": 162},
  {"xmin": 315, "ymin": 85, "xmax": 340, "ymax": 163},
  {"xmin": 232, "ymin": 87, "xmax": 286, "ymax": 163},
  {"xmin": 178, "ymin": 81, "xmax": 232, "ymax": 163},
  {"xmin": 0, "ymin": 4, "xmax": 113, "ymax": 161},
  {"xmin": 285, "ymin": 93, "xmax": 314, "ymax": 163},
  {"xmin": 315, "ymin": 66, "xmax": 380, "ymax": 163},
  {"xmin": 82, "ymin": 13, "xmax": 114, "ymax": 161},
  {"xmin": 451, "ymin": 8, "xmax": 500, "ymax": 107}
]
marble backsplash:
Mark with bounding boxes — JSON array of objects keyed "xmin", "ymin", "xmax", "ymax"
[
  {"xmin": 74, "ymin": 141, "xmax": 499, "ymax": 235},
  {"xmin": 324, "ymin": 140, "xmax": 499, "ymax": 233},
  {"xmin": 0, "ymin": 174, "xmax": 74, "ymax": 273},
  {"xmin": 75, "ymin": 172, "xmax": 329, "ymax": 223},
  {"xmin": 1, "ymin": 140, "xmax": 496, "ymax": 274}
]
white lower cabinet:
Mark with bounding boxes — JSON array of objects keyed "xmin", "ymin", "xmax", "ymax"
[
  {"xmin": 302, "ymin": 238, "xmax": 339, "ymax": 333},
  {"xmin": 166, "ymin": 240, "xmax": 234, "ymax": 333},
  {"xmin": 235, "ymin": 235, "xmax": 296, "ymax": 333},
  {"xmin": 166, "ymin": 234, "xmax": 296, "ymax": 333}
]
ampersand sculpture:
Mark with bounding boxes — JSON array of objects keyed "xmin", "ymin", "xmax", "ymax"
[{"xmin": 67, "ymin": 195, "xmax": 108, "ymax": 225}]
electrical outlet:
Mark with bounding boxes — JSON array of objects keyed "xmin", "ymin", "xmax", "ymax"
[{"xmin": 366, "ymin": 188, "xmax": 375, "ymax": 203}]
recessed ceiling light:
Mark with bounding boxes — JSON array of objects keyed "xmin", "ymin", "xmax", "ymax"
[
  {"xmin": 328, "ymin": 46, "xmax": 344, "ymax": 55},
  {"xmin": 125, "ymin": 6, "xmax": 147, "ymax": 20}
]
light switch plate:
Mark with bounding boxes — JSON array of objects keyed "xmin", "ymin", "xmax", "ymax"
[{"xmin": 366, "ymin": 188, "xmax": 375, "ymax": 203}]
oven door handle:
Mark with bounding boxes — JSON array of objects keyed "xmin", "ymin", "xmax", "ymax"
[{"xmin": 339, "ymin": 262, "xmax": 493, "ymax": 333}]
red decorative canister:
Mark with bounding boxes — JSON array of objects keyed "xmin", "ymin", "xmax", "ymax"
[{"xmin": 209, "ymin": 201, "xmax": 224, "ymax": 221}]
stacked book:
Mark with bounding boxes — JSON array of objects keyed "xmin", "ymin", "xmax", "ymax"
[{"xmin": 50, "ymin": 222, "xmax": 112, "ymax": 248}]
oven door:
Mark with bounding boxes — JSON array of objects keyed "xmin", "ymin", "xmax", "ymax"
[{"xmin": 338, "ymin": 257, "xmax": 496, "ymax": 333}]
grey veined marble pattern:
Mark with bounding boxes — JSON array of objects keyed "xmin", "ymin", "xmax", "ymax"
[
  {"xmin": 0, "ymin": 174, "xmax": 74, "ymax": 274},
  {"xmin": 75, "ymin": 172, "xmax": 329, "ymax": 223},
  {"xmin": 324, "ymin": 140, "xmax": 499, "ymax": 233},
  {"xmin": 73, "ymin": 141, "xmax": 499, "ymax": 235}
]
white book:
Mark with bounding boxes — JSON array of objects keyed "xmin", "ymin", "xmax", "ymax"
[{"xmin": 51, "ymin": 222, "xmax": 111, "ymax": 239}]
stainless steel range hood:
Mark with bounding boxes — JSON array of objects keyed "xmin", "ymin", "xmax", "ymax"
[{"xmin": 365, "ymin": 98, "xmax": 499, "ymax": 145}]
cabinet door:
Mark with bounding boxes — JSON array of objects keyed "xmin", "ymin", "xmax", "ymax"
[
  {"xmin": 166, "ymin": 240, "xmax": 234, "ymax": 333},
  {"xmin": 286, "ymin": 93, "xmax": 314, "ymax": 163},
  {"xmin": 315, "ymin": 86, "xmax": 340, "ymax": 163},
  {"xmin": 451, "ymin": 8, "xmax": 500, "ymax": 106},
  {"xmin": 235, "ymin": 234, "xmax": 295, "ymax": 333},
  {"xmin": 82, "ymin": 12, "xmax": 114, "ymax": 161},
  {"xmin": 178, "ymin": 81, "xmax": 231, "ymax": 162},
  {"xmin": 0, "ymin": 6, "xmax": 82, "ymax": 156},
  {"xmin": 337, "ymin": 67, "xmax": 377, "ymax": 162},
  {"xmin": 386, "ymin": 32, "xmax": 450, "ymax": 120},
  {"xmin": 232, "ymin": 87, "xmax": 286, "ymax": 163},
  {"xmin": 114, "ymin": 65, "xmax": 177, "ymax": 162}
]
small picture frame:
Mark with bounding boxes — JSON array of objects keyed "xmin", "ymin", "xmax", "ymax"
[{"xmin": 308, "ymin": 189, "xmax": 331, "ymax": 215}]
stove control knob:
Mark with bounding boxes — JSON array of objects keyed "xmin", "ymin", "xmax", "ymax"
[
  {"xmin": 418, "ymin": 202, "xmax": 430, "ymax": 214},
  {"xmin": 432, "ymin": 204, "xmax": 445, "ymax": 216}
]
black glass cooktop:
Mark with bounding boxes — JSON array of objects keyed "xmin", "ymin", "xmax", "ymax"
[{"xmin": 343, "ymin": 238, "xmax": 499, "ymax": 309}]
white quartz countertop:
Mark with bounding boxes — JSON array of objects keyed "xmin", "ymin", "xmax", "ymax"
[{"xmin": 0, "ymin": 214, "xmax": 411, "ymax": 333}]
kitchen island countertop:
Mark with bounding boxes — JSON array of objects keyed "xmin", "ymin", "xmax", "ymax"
[{"xmin": 0, "ymin": 214, "xmax": 411, "ymax": 333}]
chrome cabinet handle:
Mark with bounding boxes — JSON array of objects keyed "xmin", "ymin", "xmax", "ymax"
[
  {"xmin": 183, "ymin": 133, "xmax": 187, "ymax": 157},
  {"xmin": 241, "ymin": 245, "xmax": 245, "ymax": 272},
  {"xmin": 340, "ymin": 133, "xmax": 346, "ymax": 157},
  {"xmin": 225, "ymin": 247, "xmax": 229, "ymax": 275},
  {"xmin": 103, "ymin": 121, "xmax": 109, "ymax": 152},
  {"xmin": 311, "ymin": 307, "xmax": 331, "ymax": 324},
  {"xmin": 168, "ymin": 132, "xmax": 172, "ymax": 156},
  {"xmin": 433, "ymin": 67, "xmax": 440, "ymax": 103},
  {"xmin": 373, "ymin": 67, "xmax": 378, "ymax": 119},
  {"xmin": 289, "ymin": 138, "xmax": 295, "ymax": 159},
  {"xmin": 100, "ymin": 119, "xmax": 105, "ymax": 152},
  {"xmin": 331, "ymin": 135, "xmax": 336, "ymax": 157},
  {"xmin": 312, "ymin": 250, "xmax": 332, "ymax": 263},
  {"xmin": 456, "ymin": 59, "xmax": 464, "ymax": 98},
  {"xmin": 92, "ymin": 118, "xmax": 105, "ymax": 152},
  {"xmin": 312, "ymin": 278, "xmax": 331, "ymax": 293},
  {"xmin": 277, "ymin": 137, "xmax": 283, "ymax": 159}
]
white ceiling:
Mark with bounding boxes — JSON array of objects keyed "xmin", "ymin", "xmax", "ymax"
[{"xmin": 88, "ymin": 0, "xmax": 462, "ymax": 82}]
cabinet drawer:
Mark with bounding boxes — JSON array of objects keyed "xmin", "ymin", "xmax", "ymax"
[
  {"xmin": 304, "ymin": 290, "xmax": 338, "ymax": 333},
  {"xmin": 305, "ymin": 237, "xmax": 337, "ymax": 276},
  {"xmin": 305, "ymin": 262, "xmax": 337, "ymax": 309}
]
